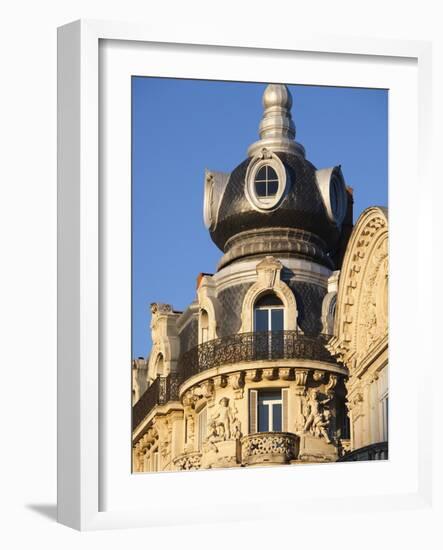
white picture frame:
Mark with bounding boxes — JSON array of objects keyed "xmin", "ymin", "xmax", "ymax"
[{"xmin": 57, "ymin": 19, "xmax": 434, "ymax": 531}]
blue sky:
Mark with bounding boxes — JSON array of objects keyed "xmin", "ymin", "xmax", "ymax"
[{"xmin": 132, "ymin": 78, "xmax": 388, "ymax": 359}]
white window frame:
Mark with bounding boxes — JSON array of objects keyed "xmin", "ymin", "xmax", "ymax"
[
  {"xmin": 260, "ymin": 395, "xmax": 283, "ymax": 432},
  {"xmin": 253, "ymin": 303, "xmax": 285, "ymax": 332},
  {"xmin": 250, "ymin": 388, "xmax": 288, "ymax": 433},
  {"xmin": 245, "ymin": 153, "xmax": 288, "ymax": 211}
]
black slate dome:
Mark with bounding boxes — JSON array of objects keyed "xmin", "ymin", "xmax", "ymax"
[
  {"xmin": 211, "ymin": 152, "xmax": 341, "ymax": 251},
  {"xmin": 203, "ymin": 84, "xmax": 351, "ymax": 270}
]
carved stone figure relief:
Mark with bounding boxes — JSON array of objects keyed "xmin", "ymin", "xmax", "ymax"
[
  {"xmin": 357, "ymin": 237, "xmax": 388, "ymax": 357},
  {"xmin": 203, "ymin": 397, "xmax": 242, "ymax": 453},
  {"xmin": 302, "ymin": 389, "xmax": 332, "ymax": 443}
]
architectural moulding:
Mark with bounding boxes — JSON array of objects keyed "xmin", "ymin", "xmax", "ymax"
[
  {"xmin": 196, "ymin": 274, "xmax": 220, "ymax": 343},
  {"xmin": 328, "ymin": 207, "xmax": 388, "ymax": 371},
  {"xmin": 147, "ymin": 302, "xmax": 181, "ymax": 381},
  {"xmin": 240, "ymin": 256, "xmax": 299, "ymax": 332}
]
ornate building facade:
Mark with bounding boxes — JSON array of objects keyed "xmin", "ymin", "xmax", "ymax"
[{"xmin": 132, "ymin": 84, "xmax": 388, "ymax": 472}]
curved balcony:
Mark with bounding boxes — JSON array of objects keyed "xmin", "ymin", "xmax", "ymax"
[
  {"xmin": 179, "ymin": 331, "xmax": 336, "ymax": 382},
  {"xmin": 337, "ymin": 441, "xmax": 388, "ymax": 462},
  {"xmin": 133, "ymin": 331, "xmax": 336, "ymax": 430},
  {"xmin": 132, "ymin": 373, "xmax": 180, "ymax": 429},
  {"xmin": 241, "ymin": 432, "xmax": 299, "ymax": 465}
]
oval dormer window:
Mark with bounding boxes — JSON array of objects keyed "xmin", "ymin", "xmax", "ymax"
[
  {"xmin": 245, "ymin": 152, "xmax": 288, "ymax": 211},
  {"xmin": 254, "ymin": 165, "xmax": 279, "ymax": 198}
]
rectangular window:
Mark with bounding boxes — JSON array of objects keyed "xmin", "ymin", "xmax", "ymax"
[
  {"xmin": 257, "ymin": 389, "xmax": 283, "ymax": 432},
  {"xmin": 255, "ymin": 309, "xmax": 269, "ymax": 332},
  {"xmin": 271, "ymin": 309, "xmax": 284, "ymax": 331}
]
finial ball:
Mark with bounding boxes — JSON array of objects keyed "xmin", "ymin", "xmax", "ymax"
[{"xmin": 262, "ymin": 84, "xmax": 293, "ymax": 110}]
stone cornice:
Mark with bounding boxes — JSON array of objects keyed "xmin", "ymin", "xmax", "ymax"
[
  {"xmin": 213, "ymin": 256, "xmax": 331, "ymax": 293},
  {"xmin": 178, "ymin": 361, "xmax": 348, "ymax": 398},
  {"xmin": 132, "ymin": 403, "xmax": 183, "ymax": 444}
]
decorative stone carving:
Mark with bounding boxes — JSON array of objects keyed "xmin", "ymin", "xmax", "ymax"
[
  {"xmin": 357, "ymin": 243, "xmax": 388, "ymax": 358},
  {"xmin": 346, "ymin": 390, "xmax": 364, "ymax": 423},
  {"xmin": 205, "ymin": 397, "xmax": 241, "ymax": 446},
  {"xmin": 150, "ymin": 303, "xmax": 172, "ymax": 315},
  {"xmin": 229, "ymin": 371, "xmax": 245, "ymax": 399},
  {"xmin": 213, "ymin": 375, "xmax": 228, "ymax": 389},
  {"xmin": 185, "ymin": 414, "xmax": 195, "ymax": 450},
  {"xmin": 257, "ymin": 255, "xmax": 282, "ymax": 288},
  {"xmin": 280, "ymin": 367, "xmax": 293, "ymax": 381},
  {"xmin": 245, "ymin": 369, "xmax": 261, "ymax": 383},
  {"xmin": 325, "ymin": 374, "xmax": 338, "ymax": 396},
  {"xmin": 294, "ymin": 369, "xmax": 309, "ymax": 393},
  {"xmin": 209, "ymin": 397, "xmax": 232, "ymax": 441},
  {"xmin": 173, "ymin": 452, "xmax": 202, "ymax": 471},
  {"xmin": 194, "ymin": 379, "xmax": 216, "ymax": 406},
  {"xmin": 313, "ymin": 370, "xmax": 326, "ymax": 383},
  {"xmin": 263, "ymin": 367, "xmax": 277, "ymax": 381},
  {"xmin": 241, "ymin": 432, "xmax": 299, "ymax": 466},
  {"xmin": 328, "ymin": 208, "xmax": 388, "ymax": 372},
  {"xmin": 302, "ymin": 389, "xmax": 332, "ymax": 443},
  {"xmin": 155, "ymin": 418, "xmax": 172, "ymax": 464},
  {"xmin": 182, "ymin": 391, "xmax": 195, "ymax": 408}
]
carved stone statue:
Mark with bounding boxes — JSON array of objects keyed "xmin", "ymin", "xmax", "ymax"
[
  {"xmin": 209, "ymin": 397, "xmax": 232, "ymax": 440},
  {"xmin": 303, "ymin": 389, "xmax": 332, "ymax": 443},
  {"xmin": 206, "ymin": 397, "xmax": 242, "ymax": 444}
]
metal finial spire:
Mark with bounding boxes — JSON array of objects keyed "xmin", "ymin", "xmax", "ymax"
[{"xmin": 248, "ymin": 84, "xmax": 305, "ymax": 158}]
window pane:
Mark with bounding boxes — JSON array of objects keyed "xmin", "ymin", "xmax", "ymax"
[
  {"xmin": 258, "ymin": 400, "xmax": 269, "ymax": 432},
  {"xmin": 259, "ymin": 389, "xmax": 281, "ymax": 402},
  {"xmin": 272, "ymin": 403, "xmax": 282, "ymax": 431},
  {"xmin": 271, "ymin": 309, "xmax": 284, "ymax": 331},
  {"xmin": 267, "ymin": 181, "xmax": 278, "ymax": 196},
  {"xmin": 255, "ymin": 181, "xmax": 267, "ymax": 196},
  {"xmin": 255, "ymin": 166, "xmax": 267, "ymax": 180},
  {"xmin": 257, "ymin": 390, "xmax": 282, "ymax": 433},
  {"xmin": 267, "ymin": 166, "xmax": 278, "ymax": 180},
  {"xmin": 255, "ymin": 309, "xmax": 269, "ymax": 332},
  {"xmin": 255, "ymin": 294, "xmax": 283, "ymax": 307}
]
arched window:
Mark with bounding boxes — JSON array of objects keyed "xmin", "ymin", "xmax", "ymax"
[
  {"xmin": 253, "ymin": 294, "xmax": 284, "ymax": 359},
  {"xmin": 254, "ymin": 293, "xmax": 284, "ymax": 332},
  {"xmin": 155, "ymin": 353, "xmax": 165, "ymax": 376},
  {"xmin": 200, "ymin": 309, "xmax": 209, "ymax": 343}
]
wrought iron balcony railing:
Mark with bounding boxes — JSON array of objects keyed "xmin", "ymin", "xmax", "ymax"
[
  {"xmin": 179, "ymin": 331, "xmax": 336, "ymax": 381},
  {"xmin": 132, "ymin": 372, "xmax": 180, "ymax": 429},
  {"xmin": 241, "ymin": 432, "xmax": 299, "ymax": 465},
  {"xmin": 133, "ymin": 331, "xmax": 335, "ymax": 430},
  {"xmin": 337, "ymin": 441, "xmax": 388, "ymax": 462}
]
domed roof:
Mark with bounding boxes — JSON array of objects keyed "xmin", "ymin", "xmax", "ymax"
[
  {"xmin": 211, "ymin": 152, "xmax": 341, "ymax": 249},
  {"xmin": 203, "ymin": 84, "xmax": 350, "ymax": 269}
]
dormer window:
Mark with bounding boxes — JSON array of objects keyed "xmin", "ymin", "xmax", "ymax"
[
  {"xmin": 245, "ymin": 150, "xmax": 288, "ymax": 211},
  {"xmin": 254, "ymin": 165, "xmax": 279, "ymax": 197}
]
